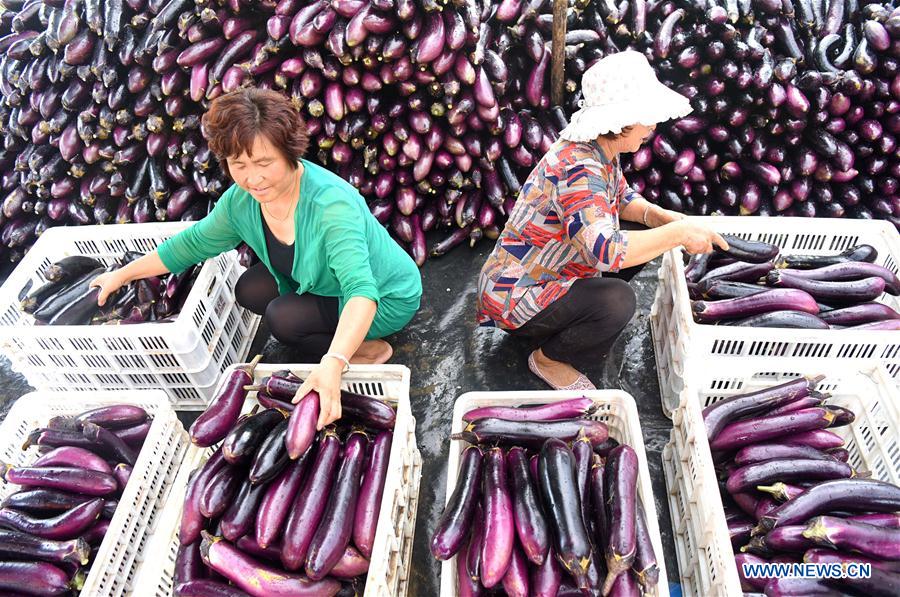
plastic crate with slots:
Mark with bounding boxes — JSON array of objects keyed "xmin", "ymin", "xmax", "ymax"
[
  {"xmin": 650, "ymin": 216, "xmax": 900, "ymax": 417},
  {"xmin": 0, "ymin": 390, "xmax": 190, "ymax": 597},
  {"xmin": 439, "ymin": 390, "xmax": 670, "ymax": 597},
  {"xmin": 0, "ymin": 223, "xmax": 260, "ymax": 408},
  {"xmin": 662, "ymin": 359, "xmax": 900, "ymax": 597},
  {"xmin": 134, "ymin": 363, "xmax": 422, "ymax": 597}
]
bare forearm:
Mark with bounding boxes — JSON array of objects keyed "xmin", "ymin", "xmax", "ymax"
[
  {"xmin": 116, "ymin": 251, "xmax": 170, "ymax": 284},
  {"xmin": 620, "ymin": 198, "xmax": 653, "ymax": 224},
  {"xmin": 619, "ymin": 223, "xmax": 685, "ymax": 269},
  {"xmin": 327, "ymin": 296, "xmax": 377, "ymax": 360}
]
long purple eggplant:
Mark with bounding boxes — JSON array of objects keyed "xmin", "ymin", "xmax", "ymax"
[
  {"xmin": 33, "ymin": 446, "xmax": 112, "ymax": 474},
  {"xmin": 0, "ymin": 498, "xmax": 102, "ymax": 539},
  {"xmin": 735, "ymin": 553, "xmax": 769, "ymax": 591},
  {"xmin": 726, "ymin": 458, "xmax": 853, "ymax": 494},
  {"xmin": 0, "ymin": 561, "xmax": 78, "ymax": 596},
  {"xmin": 703, "ymin": 377, "xmax": 819, "ymax": 441},
  {"xmin": 768, "ymin": 271, "xmax": 887, "ymax": 305},
  {"xmin": 763, "ymin": 577, "xmax": 845, "ymax": 596},
  {"xmin": 249, "ymin": 418, "xmax": 290, "ymax": 485},
  {"xmin": 759, "ymin": 479, "xmax": 900, "ymax": 531},
  {"xmin": 256, "ymin": 452, "xmax": 311, "ymax": 549},
  {"xmin": 353, "ymin": 429, "xmax": 392, "ymax": 560},
  {"xmin": 501, "ymin": 542, "xmax": 529, "ymax": 597},
  {"xmin": 466, "ymin": 503, "xmax": 485, "ymax": 584},
  {"xmin": 81, "ymin": 421, "xmax": 136, "ymax": 466},
  {"xmin": 633, "ymin": 502, "xmax": 659, "ymax": 591},
  {"xmin": 305, "ymin": 431, "xmax": 367, "ymax": 580},
  {"xmin": 456, "ymin": 531, "xmax": 483, "ymax": 597},
  {"xmin": 818, "ymin": 302, "xmax": 900, "ymax": 325},
  {"xmin": 179, "ymin": 448, "xmax": 226, "ymax": 545},
  {"xmin": 602, "ymin": 445, "xmax": 639, "ymax": 595},
  {"xmin": 285, "ymin": 391, "xmax": 319, "ymax": 460},
  {"xmin": 2, "ymin": 489, "xmax": 95, "ymax": 515},
  {"xmin": 781, "ymin": 429, "xmax": 845, "ymax": 450},
  {"xmin": 0, "ymin": 529, "xmax": 89, "ymax": 565},
  {"xmin": 329, "ymin": 545, "xmax": 369, "ymax": 579},
  {"xmin": 698, "ymin": 260, "xmax": 774, "ymax": 285},
  {"xmin": 590, "ymin": 457, "xmax": 608, "ymax": 552},
  {"xmin": 479, "ymin": 447, "xmax": 514, "ymax": 589},
  {"xmin": 538, "ymin": 439, "xmax": 592, "ymax": 589},
  {"xmin": 778, "ymin": 262, "xmax": 900, "ymax": 295},
  {"xmin": 198, "ymin": 464, "xmax": 241, "ymax": 519},
  {"xmin": 200, "ymin": 533, "xmax": 341, "ymax": 597},
  {"xmin": 452, "ymin": 418, "xmax": 608, "ymax": 448},
  {"xmin": 804, "ymin": 547, "xmax": 900, "ymax": 574},
  {"xmin": 222, "ymin": 408, "xmax": 286, "ymax": 465},
  {"xmin": 114, "ymin": 463, "xmax": 132, "ymax": 490},
  {"xmin": 0, "ymin": 464, "xmax": 117, "ymax": 496},
  {"xmin": 711, "ymin": 407, "xmax": 837, "ymax": 451},
  {"xmin": 531, "ymin": 546, "xmax": 563, "ymax": 597},
  {"xmin": 190, "ymin": 356, "xmax": 261, "ymax": 447},
  {"xmin": 75, "ymin": 404, "xmax": 147, "ymax": 429},
  {"xmin": 281, "ymin": 429, "xmax": 341, "ymax": 571},
  {"xmin": 692, "ymin": 288, "xmax": 819, "ymax": 322},
  {"xmin": 749, "ymin": 525, "xmax": 813, "ymax": 553},
  {"xmin": 802, "ymin": 515, "xmax": 900, "ymax": 559},
  {"xmin": 767, "ymin": 393, "xmax": 826, "ymax": 416},
  {"xmin": 727, "ymin": 310, "xmax": 830, "ymax": 329},
  {"xmin": 734, "ymin": 443, "xmax": 837, "ymax": 466},
  {"xmin": 717, "ymin": 236, "xmax": 780, "ymax": 263},
  {"xmin": 220, "ymin": 477, "xmax": 268, "ymax": 542},
  {"xmin": 174, "ymin": 540, "xmax": 204, "ymax": 588},
  {"xmin": 507, "ymin": 446, "xmax": 549, "ymax": 566},
  {"xmin": 175, "ymin": 580, "xmax": 251, "ymax": 597},
  {"xmin": 777, "ymin": 245, "xmax": 878, "ymax": 269},
  {"xmin": 462, "ymin": 397, "xmax": 598, "ymax": 422}
]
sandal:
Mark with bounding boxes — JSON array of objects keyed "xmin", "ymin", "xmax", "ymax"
[{"xmin": 528, "ymin": 351, "xmax": 597, "ymax": 391}]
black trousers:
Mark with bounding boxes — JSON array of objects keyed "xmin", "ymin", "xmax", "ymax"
[
  {"xmin": 506, "ymin": 221, "xmax": 647, "ymax": 365},
  {"xmin": 235, "ymin": 262, "xmax": 339, "ymax": 359}
]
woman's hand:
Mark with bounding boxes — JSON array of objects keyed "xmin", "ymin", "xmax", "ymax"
[
  {"xmin": 672, "ymin": 220, "xmax": 730, "ymax": 254},
  {"xmin": 291, "ymin": 358, "xmax": 344, "ymax": 430},
  {"xmin": 90, "ymin": 271, "xmax": 127, "ymax": 306}
]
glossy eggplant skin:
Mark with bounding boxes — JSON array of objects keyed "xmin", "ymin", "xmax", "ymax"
[
  {"xmin": 479, "ymin": 446, "xmax": 514, "ymax": 589},
  {"xmin": 507, "ymin": 446, "xmax": 550, "ymax": 566},
  {"xmin": 248, "ymin": 417, "xmax": 290, "ymax": 484},
  {"xmin": 354, "ymin": 429, "xmax": 392, "ymax": 560},
  {"xmin": 305, "ymin": 431, "xmax": 368, "ymax": 581},
  {"xmin": 189, "ymin": 357, "xmax": 261, "ymax": 447},
  {"xmin": 222, "ymin": 408, "xmax": 286, "ymax": 465},
  {"xmin": 717, "ymin": 236, "xmax": 780, "ymax": 263},
  {"xmin": 538, "ymin": 439, "xmax": 592, "ymax": 590},
  {"xmin": 430, "ymin": 445, "xmax": 482, "ymax": 561}
]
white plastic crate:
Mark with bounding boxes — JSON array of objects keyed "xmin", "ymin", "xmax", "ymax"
[
  {"xmin": 0, "ymin": 390, "xmax": 191, "ymax": 597},
  {"xmin": 0, "ymin": 223, "xmax": 261, "ymax": 409},
  {"xmin": 134, "ymin": 362, "xmax": 422, "ymax": 597},
  {"xmin": 651, "ymin": 216, "xmax": 900, "ymax": 417},
  {"xmin": 439, "ymin": 390, "xmax": 670, "ymax": 597},
  {"xmin": 662, "ymin": 359, "xmax": 900, "ymax": 597}
]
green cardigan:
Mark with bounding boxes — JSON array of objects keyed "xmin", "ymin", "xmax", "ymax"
[{"xmin": 157, "ymin": 160, "xmax": 422, "ymax": 339}]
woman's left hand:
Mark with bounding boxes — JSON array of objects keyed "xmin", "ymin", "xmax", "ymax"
[{"xmin": 291, "ymin": 358, "xmax": 344, "ymax": 430}]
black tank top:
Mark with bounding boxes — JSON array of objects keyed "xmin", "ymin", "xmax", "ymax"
[{"xmin": 262, "ymin": 217, "xmax": 295, "ymax": 278}]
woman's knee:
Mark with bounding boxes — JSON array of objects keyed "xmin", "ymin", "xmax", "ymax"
[
  {"xmin": 235, "ymin": 264, "xmax": 278, "ymax": 314},
  {"xmin": 576, "ymin": 278, "xmax": 637, "ymax": 328}
]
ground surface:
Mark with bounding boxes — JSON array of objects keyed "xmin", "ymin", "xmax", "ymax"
[{"xmin": 0, "ymin": 245, "xmax": 680, "ymax": 596}]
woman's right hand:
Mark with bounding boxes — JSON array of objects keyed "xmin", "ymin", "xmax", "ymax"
[
  {"xmin": 673, "ymin": 220, "xmax": 730, "ymax": 254},
  {"xmin": 90, "ymin": 271, "xmax": 126, "ymax": 307}
]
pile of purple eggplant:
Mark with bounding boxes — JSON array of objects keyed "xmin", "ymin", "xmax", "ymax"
[
  {"xmin": 176, "ymin": 359, "xmax": 396, "ymax": 597},
  {"xmin": 702, "ymin": 375, "xmax": 900, "ymax": 595},
  {"xmin": 605, "ymin": 1, "xmax": 900, "ymax": 228},
  {"xmin": 686, "ymin": 236, "xmax": 900, "ymax": 329},
  {"xmin": 18, "ymin": 252, "xmax": 199, "ymax": 326},
  {"xmin": 433, "ymin": 397, "xmax": 659, "ymax": 596},
  {"xmin": 0, "ymin": 403, "xmax": 151, "ymax": 596}
]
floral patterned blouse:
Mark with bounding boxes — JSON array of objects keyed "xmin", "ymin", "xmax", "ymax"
[{"xmin": 476, "ymin": 138, "xmax": 640, "ymax": 330}]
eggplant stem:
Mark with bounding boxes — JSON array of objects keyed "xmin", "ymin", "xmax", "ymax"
[
  {"xmin": 243, "ymin": 384, "xmax": 264, "ymax": 391},
  {"xmin": 243, "ymin": 354, "xmax": 264, "ymax": 375}
]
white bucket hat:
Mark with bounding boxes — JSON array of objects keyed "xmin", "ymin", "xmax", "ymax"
[{"xmin": 559, "ymin": 50, "xmax": 692, "ymax": 142}]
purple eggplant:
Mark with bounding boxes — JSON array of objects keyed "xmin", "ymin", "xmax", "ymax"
[
  {"xmin": 777, "ymin": 245, "xmax": 878, "ymax": 269},
  {"xmin": 728, "ymin": 310, "xmax": 830, "ymax": 329},
  {"xmin": 726, "ymin": 458, "xmax": 853, "ymax": 494},
  {"xmin": 198, "ymin": 465, "xmax": 241, "ymax": 519},
  {"xmin": 711, "ymin": 408, "xmax": 837, "ymax": 451},
  {"xmin": 452, "ymin": 418, "xmax": 608, "ymax": 448},
  {"xmin": 0, "ymin": 464, "xmax": 117, "ymax": 496},
  {"xmin": 305, "ymin": 431, "xmax": 367, "ymax": 580},
  {"xmin": 33, "ymin": 446, "xmax": 112, "ymax": 474},
  {"xmin": 480, "ymin": 447, "xmax": 514, "ymax": 589},
  {"xmin": 693, "ymin": 289, "xmax": 819, "ymax": 323},
  {"xmin": 76, "ymin": 404, "xmax": 147, "ymax": 429},
  {"xmin": 531, "ymin": 546, "xmax": 563, "ymax": 597},
  {"xmin": 457, "ymin": 529, "xmax": 483, "ymax": 597},
  {"xmin": 329, "ymin": 545, "xmax": 368, "ymax": 579},
  {"xmin": 0, "ymin": 561, "xmax": 79, "ymax": 596},
  {"xmin": 255, "ymin": 452, "xmax": 309, "ymax": 549},
  {"xmin": 190, "ymin": 356, "xmax": 261, "ymax": 447},
  {"xmin": 507, "ymin": 446, "xmax": 549, "ymax": 566},
  {"xmin": 0, "ymin": 498, "xmax": 102, "ymax": 539},
  {"xmin": 285, "ymin": 392, "xmax": 319, "ymax": 460},
  {"xmin": 602, "ymin": 445, "xmax": 639, "ymax": 595},
  {"xmin": 81, "ymin": 421, "xmax": 136, "ymax": 466},
  {"xmin": 718, "ymin": 236, "xmax": 780, "ymax": 264},
  {"xmin": 462, "ymin": 397, "xmax": 597, "ymax": 422},
  {"xmin": 703, "ymin": 376, "xmax": 818, "ymax": 441},
  {"xmin": 113, "ymin": 463, "xmax": 131, "ymax": 490},
  {"xmin": 281, "ymin": 429, "xmax": 341, "ymax": 571},
  {"xmin": 0, "ymin": 529, "xmax": 89, "ymax": 566},
  {"xmin": 174, "ymin": 539, "xmax": 204, "ymax": 588},
  {"xmin": 501, "ymin": 542, "xmax": 529, "ymax": 597},
  {"xmin": 222, "ymin": 408, "xmax": 286, "ymax": 466},
  {"xmin": 803, "ymin": 515, "xmax": 900, "ymax": 560},
  {"xmin": 768, "ymin": 272, "xmax": 887, "ymax": 305},
  {"xmin": 633, "ymin": 502, "xmax": 659, "ymax": 590},
  {"xmin": 698, "ymin": 260, "xmax": 774, "ymax": 285},
  {"xmin": 200, "ymin": 533, "xmax": 340, "ymax": 597},
  {"xmin": 776, "ymin": 262, "xmax": 900, "ymax": 295},
  {"xmin": 179, "ymin": 449, "xmax": 226, "ymax": 545},
  {"xmin": 354, "ymin": 430, "xmax": 391, "ymax": 560},
  {"xmin": 734, "ymin": 443, "xmax": 837, "ymax": 466}
]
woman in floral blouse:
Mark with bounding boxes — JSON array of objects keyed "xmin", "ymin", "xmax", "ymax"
[{"xmin": 476, "ymin": 51, "xmax": 728, "ymax": 390}]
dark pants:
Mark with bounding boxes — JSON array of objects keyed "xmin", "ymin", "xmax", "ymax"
[
  {"xmin": 235, "ymin": 262, "xmax": 339, "ymax": 359},
  {"xmin": 507, "ymin": 220, "xmax": 647, "ymax": 365}
]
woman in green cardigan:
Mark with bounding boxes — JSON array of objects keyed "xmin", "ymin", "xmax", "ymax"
[{"xmin": 91, "ymin": 89, "xmax": 422, "ymax": 429}]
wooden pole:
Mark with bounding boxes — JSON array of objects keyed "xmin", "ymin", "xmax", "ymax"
[{"xmin": 550, "ymin": 0, "xmax": 567, "ymax": 107}]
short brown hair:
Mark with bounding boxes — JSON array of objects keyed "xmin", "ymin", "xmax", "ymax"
[
  {"xmin": 202, "ymin": 88, "xmax": 309, "ymax": 178},
  {"xmin": 599, "ymin": 125, "xmax": 635, "ymax": 141}
]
